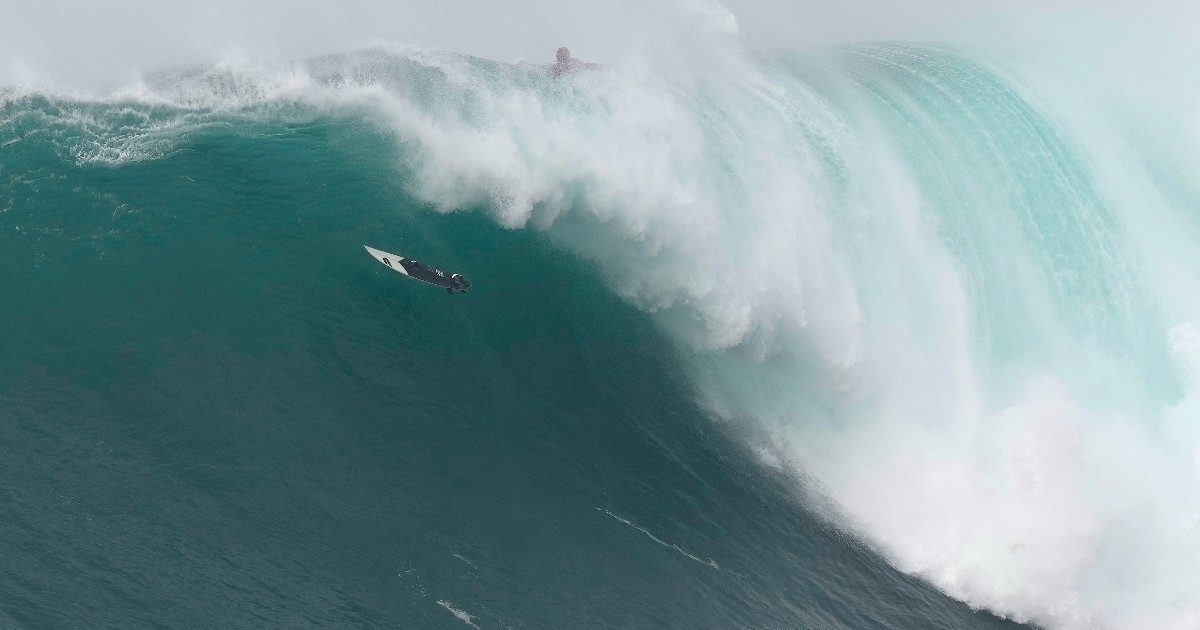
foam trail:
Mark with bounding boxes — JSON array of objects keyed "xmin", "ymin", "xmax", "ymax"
[
  {"xmin": 437, "ymin": 600, "xmax": 481, "ymax": 629},
  {"xmin": 597, "ymin": 508, "xmax": 737, "ymax": 574}
]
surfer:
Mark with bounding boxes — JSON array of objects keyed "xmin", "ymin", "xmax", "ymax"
[
  {"xmin": 548, "ymin": 47, "xmax": 598, "ymax": 79},
  {"xmin": 364, "ymin": 246, "xmax": 472, "ymax": 294}
]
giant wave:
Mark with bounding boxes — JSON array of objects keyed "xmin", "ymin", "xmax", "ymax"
[{"xmin": 4, "ymin": 25, "xmax": 1200, "ymax": 629}]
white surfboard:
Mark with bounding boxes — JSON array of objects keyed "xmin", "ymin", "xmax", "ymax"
[{"xmin": 364, "ymin": 245, "xmax": 410, "ymax": 276}]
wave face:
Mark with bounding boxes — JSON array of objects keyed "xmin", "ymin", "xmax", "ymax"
[{"xmin": 3, "ymin": 37, "xmax": 1199, "ymax": 629}]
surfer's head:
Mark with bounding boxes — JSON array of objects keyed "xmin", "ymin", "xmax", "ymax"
[{"xmin": 556, "ymin": 47, "xmax": 570, "ymax": 62}]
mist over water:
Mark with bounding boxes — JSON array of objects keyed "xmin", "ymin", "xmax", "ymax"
[{"xmin": 4, "ymin": 2, "xmax": 1200, "ymax": 628}]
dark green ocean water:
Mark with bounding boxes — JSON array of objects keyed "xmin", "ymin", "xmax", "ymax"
[{"xmin": 0, "ymin": 93, "xmax": 1024, "ymax": 628}]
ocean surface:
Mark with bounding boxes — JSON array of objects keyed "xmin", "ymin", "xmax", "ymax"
[{"xmin": 3, "ymin": 38, "xmax": 1199, "ymax": 629}]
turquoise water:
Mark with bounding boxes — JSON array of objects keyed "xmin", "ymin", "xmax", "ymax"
[{"xmin": 3, "ymin": 42, "xmax": 1198, "ymax": 628}]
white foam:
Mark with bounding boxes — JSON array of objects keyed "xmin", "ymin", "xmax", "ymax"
[{"xmin": 437, "ymin": 600, "xmax": 481, "ymax": 629}]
